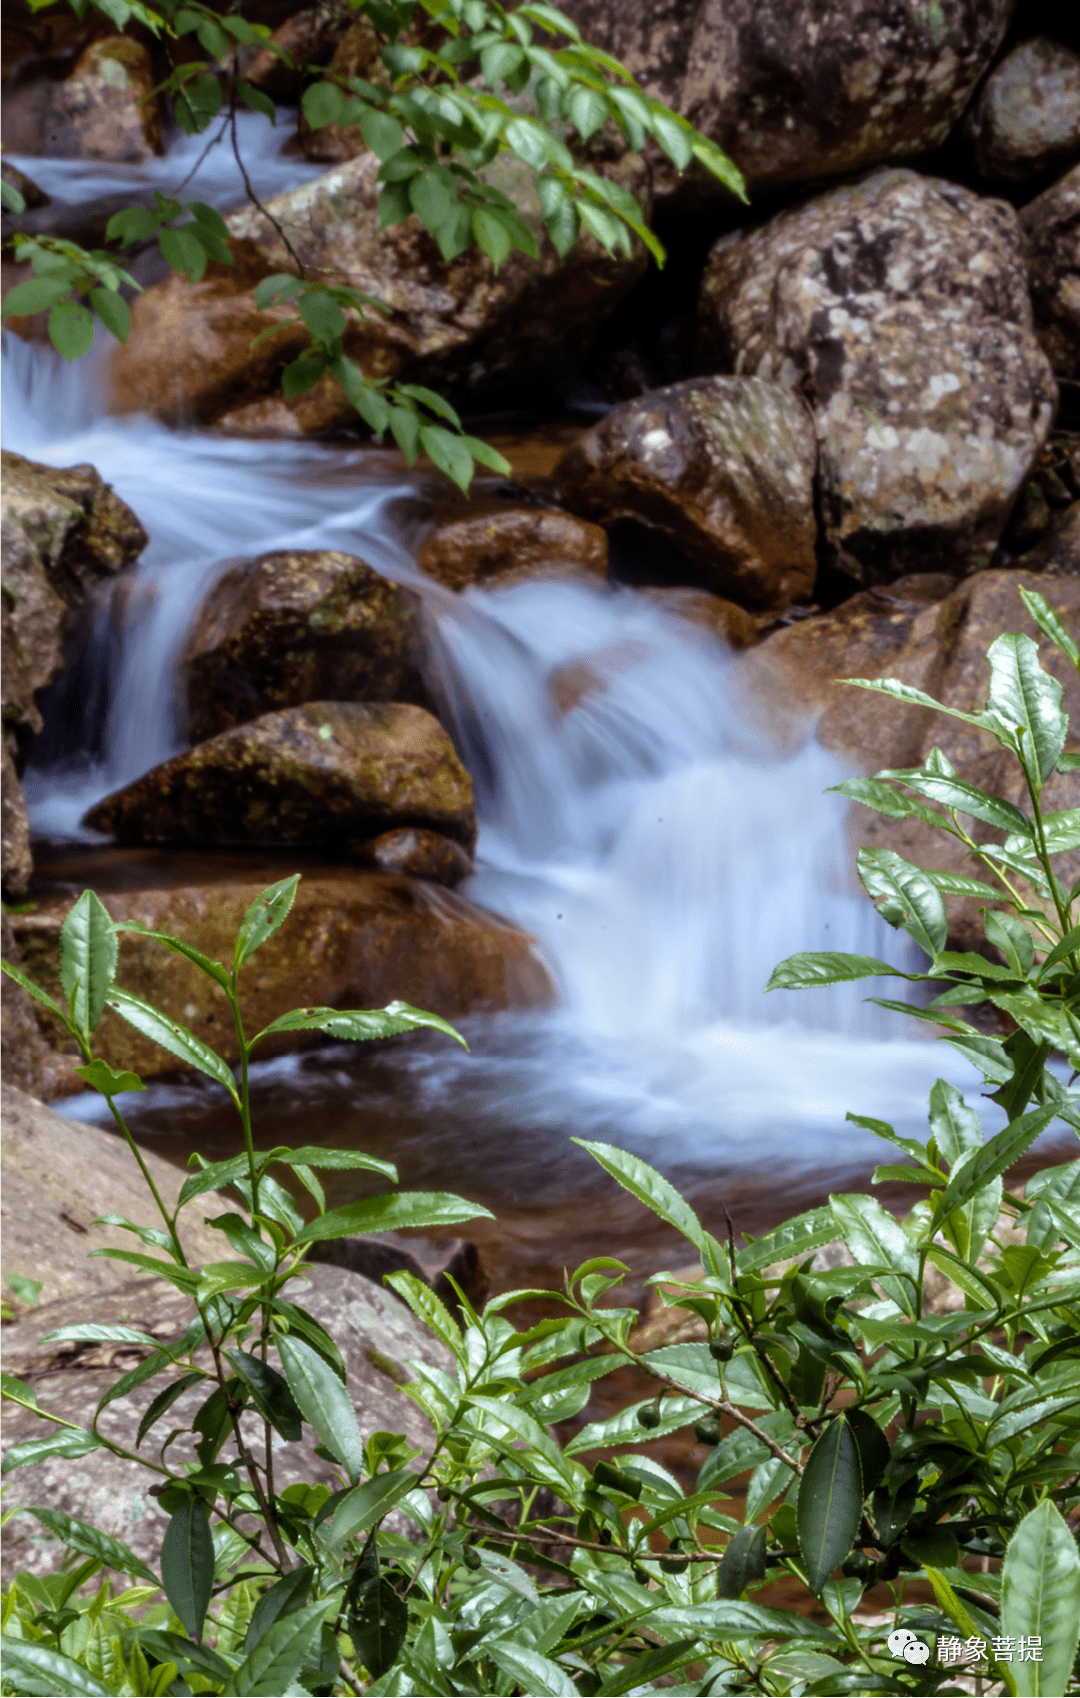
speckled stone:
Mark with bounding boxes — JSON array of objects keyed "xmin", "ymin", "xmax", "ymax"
[
  {"xmin": 555, "ymin": 377, "xmax": 818, "ymax": 609},
  {"xmin": 700, "ymin": 169, "xmax": 1057, "ymax": 584},
  {"xmin": 963, "ymin": 37, "xmax": 1080, "ymax": 185},
  {"xmin": 558, "ymin": 0, "xmax": 1013, "ymax": 199},
  {"xmin": 1020, "ymin": 165, "xmax": 1080, "ymax": 379},
  {"xmin": 85, "ymin": 701, "xmax": 477, "ymax": 849},
  {"xmin": 182, "ymin": 549, "xmax": 427, "ymax": 742}
]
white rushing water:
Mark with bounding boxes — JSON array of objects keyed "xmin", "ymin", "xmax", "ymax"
[{"xmin": 4, "ymin": 121, "xmax": 1038, "ymax": 1179}]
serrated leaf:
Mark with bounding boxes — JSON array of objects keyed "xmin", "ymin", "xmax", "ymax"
[
  {"xmin": 293, "ymin": 1189, "xmax": 490, "ymax": 1246},
  {"xmin": 1020, "ymin": 587, "xmax": 1080, "ymax": 670},
  {"xmin": 573, "ymin": 1139, "xmax": 715, "ymax": 1265},
  {"xmin": 1002, "ymin": 1500, "xmax": 1080, "ymax": 1696},
  {"xmin": 231, "ymin": 1598, "xmax": 327, "ymax": 1694},
  {"xmin": 830, "ymin": 1193, "xmax": 919, "ymax": 1317},
  {"xmin": 234, "ymin": 876, "xmax": 299, "ymax": 970},
  {"xmin": 105, "ymin": 989, "xmax": 239, "ymax": 1103},
  {"xmin": 0, "ymin": 1636, "xmax": 110, "ymax": 1695},
  {"xmin": 2, "ymin": 1429, "xmax": 101, "ymax": 1472},
  {"xmin": 348, "ymin": 1574, "xmax": 408, "ymax": 1680},
  {"xmin": 797, "ymin": 1416, "xmax": 863, "ymax": 1593},
  {"xmin": 226, "ymin": 1350, "xmax": 302, "ymax": 1442},
  {"xmin": 488, "ymin": 1641, "xmax": 579, "ymax": 1695},
  {"xmin": 20, "ymin": 1507, "xmax": 157, "ymax": 1582},
  {"xmin": 986, "ymin": 632, "xmax": 1067, "ymax": 785},
  {"xmin": 60, "ymin": 890, "xmax": 117, "ymax": 1037},
  {"xmin": 715, "ymin": 1524, "xmax": 767, "ymax": 1598},
  {"xmin": 765, "ymin": 951, "xmax": 907, "ymax": 990},
  {"xmin": 936, "ymin": 1103, "xmax": 1058, "ymax": 1219},
  {"xmin": 160, "ymin": 1497, "xmax": 214, "ymax": 1640},
  {"xmin": 329, "ymin": 1470, "xmax": 413, "ymax": 1545},
  {"xmin": 253, "ymin": 997, "xmax": 465, "ymax": 1048},
  {"xmin": 136, "ymin": 1372, "xmax": 205, "ymax": 1446},
  {"xmin": 276, "ymin": 1334, "xmax": 363, "ymax": 1481},
  {"xmin": 857, "ymin": 847, "xmax": 947, "ymax": 956}
]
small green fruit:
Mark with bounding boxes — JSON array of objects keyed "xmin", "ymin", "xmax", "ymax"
[
  {"xmin": 637, "ymin": 1405, "xmax": 661, "ymax": 1429},
  {"xmin": 694, "ymin": 1418, "xmax": 721, "ymax": 1445},
  {"xmin": 462, "ymin": 1545, "xmax": 482, "ymax": 1570},
  {"xmin": 708, "ymin": 1338, "xmax": 734, "ymax": 1362}
]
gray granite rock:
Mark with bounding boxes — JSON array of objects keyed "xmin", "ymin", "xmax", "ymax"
[
  {"xmin": 700, "ymin": 169, "xmax": 1057, "ymax": 585},
  {"xmin": 963, "ymin": 37, "xmax": 1080, "ymax": 184}
]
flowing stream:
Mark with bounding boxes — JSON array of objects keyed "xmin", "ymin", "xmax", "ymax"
[{"xmin": 4, "ymin": 121, "xmax": 1058, "ymax": 1276}]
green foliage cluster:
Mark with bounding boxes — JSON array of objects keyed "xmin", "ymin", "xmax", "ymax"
[
  {"xmin": 1, "ymin": 0, "xmax": 743, "ymax": 490},
  {"xmin": 1, "ymin": 598, "xmax": 1079, "ymax": 1696}
]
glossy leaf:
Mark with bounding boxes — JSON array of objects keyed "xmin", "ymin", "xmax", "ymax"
[
  {"xmin": 243, "ymin": 1564, "xmax": 314, "ymax": 1653},
  {"xmin": 253, "ymin": 997, "xmax": 465, "ymax": 1048},
  {"xmin": 293, "ymin": 1189, "xmax": 490, "ymax": 1245},
  {"xmin": 136, "ymin": 1372, "xmax": 205, "ymax": 1446},
  {"xmin": 986, "ymin": 632, "xmax": 1067, "ymax": 784},
  {"xmin": 225, "ymin": 1349, "xmax": 302, "ymax": 1441},
  {"xmin": 105, "ymin": 988, "xmax": 239, "ymax": 1101},
  {"xmin": 1002, "ymin": 1500, "xmax": 1080, "ymax": 1696},
  {"xmin": 574, "ymin": 1139, "xmax": 715, "ymax": 1265},
  {"xmin": 21, "ymin": 1507, "xmax": 157, "ymax": 1583},
  {"xmin": 329, "ymin": 1469, "xmax": 414, "ymax": 1544},
  {"xmin": 0, "ymin": 1636, "xmax": 110, "ymax": 1696},
  {"xmin": 230, "ymin": 1599, "xmax": 328, "ymax": 1695},
  {"xmin": 856, "ymin": 847, "xmax": 947, "ymax": 956},
  {"xmin": 348, "ymin": 1574, "xmax": 408, "ymax": 1680},
  {"xmin": 160, "ymin": 1496, "xmax": 214, "ymax": 1640},
  {"xmin": 830, "ymin": 1192, "xmax": 919, "ymax": 1317},
  {"xmin": 488, "ymin": 1641, "xmax": 579, "ymax": 1695},
  {"xmin": 60, "ymin": 889, "xmax": 117, "ymax": 1037},
  {"xmin": 276, "ymin": 1333, "xmax": 363, "ymax": 1481},
  {"xmin": 935, "ymin": 1103, "xmax": 1058, "ymax": 1219},
  {"xmin": 234, "ymin": 875, "xmax": 299, "ymax": 970},
  {"xmin": 715, "ymin": 1524, "xmax": 767, "ymax": 1598},
  {"xmin": 73, "ymin": 1057, "xmax": 144, "ymax": 1096},
  {"xmin": 1020, "ymin": 586, "xmax": 1080, "ymax": 669},
  {"xmin": 765, "ymin": 951, "xmax": 907, "ymax": 990},
  {"xmin": 2, "ymin": 1428, "xmax": 101, "ymax": 1472},
  {"xmin": 797, "ymin": 1416, "xmax": 863, "ymax": 1593}
]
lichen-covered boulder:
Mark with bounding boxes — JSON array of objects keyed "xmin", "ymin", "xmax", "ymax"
[
  {"xmin": 559, "ymin": 0, "xmax": 1013, "ymax": 199},
  {"xmin": 12, "ymin": 871, "xmax": 552, "ymax": 1078},
  {"xmin": 962, "ymin": 37, "xmax": 1080, "ymax": 184},
  {"xmin": 41, "ymin": 36, "xmax": 160, "ymax": 162},
  {"xmin": 555, "ymin": 377, "xmax": 818, "ymax": 609},
  {"xmin": 1020, "ymin": 165, "xmax": 1080, "ymax": 379},
  {"xmin": 699, "ymin": 170, "xmax": 1057, "ymax": 585},
  {"xmin": 86, "ymin": 701, "xmax": 477, "ymax": 849},
  {"xmin": 1, "ymin": 452, "xmax": 147, "ymax": 896},
  {"xmin": 417, "ymin": 504, "xmax": 608, "ymax": 592},
  {"xmin": 182, "ymin": 550, "xmax": 428, "ymax": 742},
  {"xmin": 109, "ymin": 145, "xmax": 649, "ymax": 432}
]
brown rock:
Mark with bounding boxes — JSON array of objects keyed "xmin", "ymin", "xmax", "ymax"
[
  {"xmin": 11, "ymin": 869, "xmax": 552, "ymax": 1079},
  {"xmin": 700, "ymin": 170, "xmax": 1057, "ymax": 585},
  {"xmin": 86, "ymin": 701, "xmax": 477, "ymax": 850},
  {"xmin": 1020, "ymin": 166, "xmax": 1080, "ymax": 380},
  {"xmin": 1, "ymin": 914, "xmax": 51, "ymax": 1098},
  {"xmin": 1, "ymin": 745, "xmax": 33, "ymax": 905},
  {"xmin": 963, "ymin": 37, "xmax": 1080, "ymax": 185},
  {"xmin": 237, "ymin": 0, "xmax": 352, "ymax": 101},
  {"xmin": 557, "ymin": 377, "xmax": 818, "ymax": 610},
  {"xmin": 182, "ymin": 549, "xmax": 428, "ymax": 742},
  {"xmin": 355, "ymin": 827, "xmax": 473, "ymax": 887},
  {"xmin": 417, "ymin": 504, "xmax": 608, "ymax": 592},
  {"xmin": 1017, "ymin": 501, "xmax": 1080, "ymax": 575},
  {"xmin": 642, "ymin": 586, "xmax": 772, "ymax": 649},
  {"xmin": 109, "ymin": 145, "xmax": 650, "ymax": 431},
  {"xmin": 41, "ymin": 36, "xmax": 160, "ymax": 162}
]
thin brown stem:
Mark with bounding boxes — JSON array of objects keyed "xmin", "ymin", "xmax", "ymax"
[{"xmin": 229, "ymin": 104, "xmax": 306, "ymax": 276}]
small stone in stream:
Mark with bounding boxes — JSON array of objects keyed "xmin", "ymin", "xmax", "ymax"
[
  {"xmin": 182, "ymin": 549, "xmax": 427, "ymax": 742},
  {"xmin": 700, "ymin": 169, "xmax": 1057, "ymax": 585},
  {"xmin": 42, "ymin": 36, "xmax": 160, "ymax": 162},
  {"xmin": 1020, "ymin": 166, "xmax": 1080, "ymax": 380},
  {"xmin": 962, "ymin": 38, "xmax": 1080, "ymax": 185},
  {"xmin": 85, "ymin": 701, "xmax": 477, "ymax": 849},
  {"xmin": 417, "ymin": 505, "xmax": 608, "ymax": 592},
  {"xmin": 556, "ymin": 377, "xmax": 818, "ymax": 611},
  {"xmin": 354, "ymin": 827, "xmax": 474, "ymax": 888}
]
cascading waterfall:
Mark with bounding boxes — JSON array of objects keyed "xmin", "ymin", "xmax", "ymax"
[{"xmin": 3, "ymin": 120, "xmax": 1025, "ymax": 1182}]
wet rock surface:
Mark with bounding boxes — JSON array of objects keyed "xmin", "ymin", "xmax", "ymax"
[
  {"xmin": 1020, "ymin": 165, "xmax": 1080, "ymax": 380},
  {"xmin": 556, "ymin": 377, "xmax": 818, "ymax": 610},
  {"xmin": 417, "ymin": 503, "xmax": 608, "ymax": 592},
  {"xmin": 559, "ymin": 0, "xmax": 1013, "ymax": 199},
  {"xmin": 182, "ymin": 549, "xmax": 428, "ymax": 742},
  {"xmin": 35, "ymin": 36, "xmax": 159, "ymax": 162},
  {"xmin": 354, "ymin": 826, "xmax": 474, "ymax": 887},
  {"xmin": 700, "ymin": 169, "xmax": 1057, "ymax": 585},
  {"xmin": 110, "ymin": 147, "xmax": 650, "ymax": 431},
  {"xmin": 86, "ymin": 700, "xmax": 478, "ymax": 850},
  {"xmin": 963, "ymin": 36, "xmax": 1080, "ymax": 185}
]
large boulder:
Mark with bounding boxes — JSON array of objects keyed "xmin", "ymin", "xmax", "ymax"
[
  {"xmin": 40, "ymin": 36, "xmax": 160, "ymax": 162},
  {"xmin": 1020, "ymin": 165, "xmax": 1080, "ymax": 380},
  {"xmin": 86, "ymin": 701, "xmax": 477, "ymax": 850},
  {"xmin": 1, "ymin": 452, "xmax": 147, "ymax": 897},
  {"xmin": 555, "ymin": 377, "xmax": 818, "ymax": 610},
  {"xmin": 182, "ymin": 549, "xmax": 428, "ymax": 743},
  {"xmin": 962, "ymin": 37, "xmax": 1080, "ymax": 185},
  {"xmin": 109, "ymin": 146, "xmax": 650, "ymax": 432},
  {"xmin": 559, "ymin": 0, "xmax": 1014, "ymax": 199},
  {"xmin": 11, "ymin": 870, "xmax": 553, "ymax": 1079},
  {"xmin": 740, "ymin": 568, "xmax": 1080, "ymax": 946},
  {"xmin": 416, "ymin": 503, "xmax": 608, "ymax": 592},
  {"xmin": 699, "ymin": 169, "xmax": 1057, "ymax": 586}
]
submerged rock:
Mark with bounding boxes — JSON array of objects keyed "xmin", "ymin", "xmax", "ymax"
[
  {"xmin": 963, "ymin": 37, "xmax": 1080, "ymax": 185},
  {"xmin": 556, "ymin": 377, "xmax": 818, "ymax": 610},
  {"xmin": 1020, "ymin": 165, "xmax": 1080, "ymax": 379},
  {"xmin": 559, "ymin": 0, "xmax": 1012, "ymax": 199},
  {"xmin": 700, "ymin": 169, "xmax": 1057, "ymax": 585},
  {"xmin": 182, "ymin": 549, "xmax": 428, "ymax": 742},
  {"xmin": 11, "ymin": 872, "xmax": 552, "ymax": 1078},
  {"xmin": 86, "ymin": 701, "xmax": 477, "ymax": 849},
  {"xmin": 1, "ymin": 451, "xmax": 146, "ymax": 896},
  {"xmin": 110, "ymin": 146, "xmax": 649, "ymax": 431},
  {"xmin": 417, "ymin": 504, "xmax": 608, "ymax": 592},
  {"xmin": 354, "ymin": 826, "xmax": 474, "ymax": 887},
  {"xmin": 41, "ymin": 36, "xmax": 160, "ymax": 162}
]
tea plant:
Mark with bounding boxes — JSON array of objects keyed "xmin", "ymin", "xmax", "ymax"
[{"xmin": 1, "ymin": 595, "xmax": 1078, "ymax": 1696}]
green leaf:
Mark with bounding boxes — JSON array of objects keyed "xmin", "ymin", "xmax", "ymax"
[
  {"xmin": 293, "ymin": 1189, "xmax": 490, "ymax": 1246},
  {"xmin": 573, "ymin": 1139, "xmax": 716, "ymax": 1266},
  {"xmin": 388, "ymin": 404, "xmax": 420, "ymax": 461},
  {"xmin": 599, "ymin": 1639, "xmax": 699, "ymax": 1695},
  {"xmin": 2, "ymin": 1428, "xmax": 102, "ymax": 1472},
  {"xmin": 60, "ymin": 889, "xmax": 118, "ymax": 1037},
  {"xmin": 276, "ymin": 1333, "xmax": 363, "ymax": 1481},
  {"xmin": 159, "ymin": 224, "xmax": 208, "ymax": 283},
  {"xmin": 225, "ymin": 1350, "xmax": 302, "ymax": 1442},
  {"xmin": 20, "ymin": 1507, "xmax": 157, "ymax": 1582},
  {"xmin": 332, "ymin": 357, "xmax": 391, "ymax": 433},
  {"xmin": 0, "ymin": 957, "xmax": 69, "ymax": 1025},
  {"xmin": 281, "ymin": 352, "xmax": 326, "ymax": 396},
  {"xmin": 941, "ymin": 1032, "xmax": 1015, "ymax": 1085},
  {"xmin": 419, "ymin": 423, "xmax": 473, "ymax": 493},
  {"xmin": 649, "ymin": 107, "xmax": 693, "ymax": 169},
  {"xmin": 715, "ymin": 1524, "xmax": 767, "ymax": 1599},
  {"xmin": 935, "ymin": 1103, "xmax": 1058, "ymax": 1219},
  {"xmin": 299, "ymin": 289, "xmax": 346, "ymax": 345},
  {"xmin": 829, "ymin": 1193, "xmax": 919, "ymax": 1317},
  {"xmin": 460, "ymin": 434, "xmax": 512, "ymax": 475},
  {"xmin": 160, "ymin": 1496, "xmax": 214, "ymax": 1640},
  {"xmin": 409, "ymin": 169, "xmax": 456, "ymax": 234},
  {"xmin": 267, "ymin": 1145, "xmax": 397, "ymax": 1179},
  {"xmin": 856, "ymin": 847, "xmax": 947, "ymax": 956},
  {"xmin": 230, "ymin": 1599, "xmax": 327, "ymax": 1695},
  {"xmin": 136, "ymin": 1372, "xmax": 205, "ymax": 1446},
  {"xmin": 2, "ymin": 273, "xmax": 73, "ymax": 316},
  {"xmin": 106, "ymin": 206, "xmax": 161, "ymax": 244},
  {"xmin": 2, "ymin": 177, "xmax": 26, "ymax": 214},
  {"xmin": 253, "ymin": 272, "xmax": 305, "ymax": 309},
  {"xmin": 986, "ymin": 631, "xmax": 1067, "ymax": 785},
  {"xmin": 880, "ymin": 766, "xmax": 1033, "ymax": 836},
  {"xmin": 472, "ymin": 205, "xmax": 513, "ymax": 268},
  {"xmin": 253, "ymin": 998, "xmax": 465, "ymax": 1048},
  {"xmin": 114, "ymin": 921, "xmax": 230, "ymax": 989},
  {"xmin": 765, "ymin": 951, "xmax": 907, "ymax": 990},
  {"xmin": 0, "ymin": 1636, "xmax": 110, "ymax": 1696},
  {"xmin": 302, "ymin": 79, "xmax": 343, "ymax": 128},
  {"xmin": 737, "ymin": 1206, "xmax": 838, "ymax": 1272},
  {"xmin": 105, "ymin": 988, "xmax": 239, "ymax": 1103},
  {"xmin": 360, "ymin": 108, "xmax": 404, "ymax": 159},
  {"xmin": 236, "ymin": 77, "xmax": 276, "ymax": 121},
  {"xmin": 1002, "ymin": 1500, "xmax": 1080, "ymax": 1696},
  {"xmin": 243, "ymin": 1564, "xmax": 314, "ymax": 1653},
  {"xmin": 485, "ymin": 1641, "xmax": 580, "ymax": 1695},
  {"xmin": 40, "ymin": 1323, "xmax": 161, "ymax": 1347},
  {"xmin": 1020, "ymin": 587, "xmax": 1080, "ymax": 670},
  {"xmin": 567, "ymin": 82, "xmax": 608, "ymax": 140},
  {"xmin": 48, "ymin": 298, "xmax": 95, "ymax": 361},
  {"xmin": 73, "ymin": 1057, "xmax": 144, "ymax": 1097},
  {"xmin": 348, "ymin": 1573, "xmax": 408, "ymax": 1680},
  {"xmin": 797, "ymin": 1416, "xmax": 863, "ymax": 1593},
  {"xmin": 234, "ymin": 875, "xmax": 299, "ymax": 970},
  {"xmin": 88, "ymin": 285, "xmax": 131, "ymax": 343},
  {"xmin": 328, "ymin": 1470, "xmax": 413, "ymax": 1545}
]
